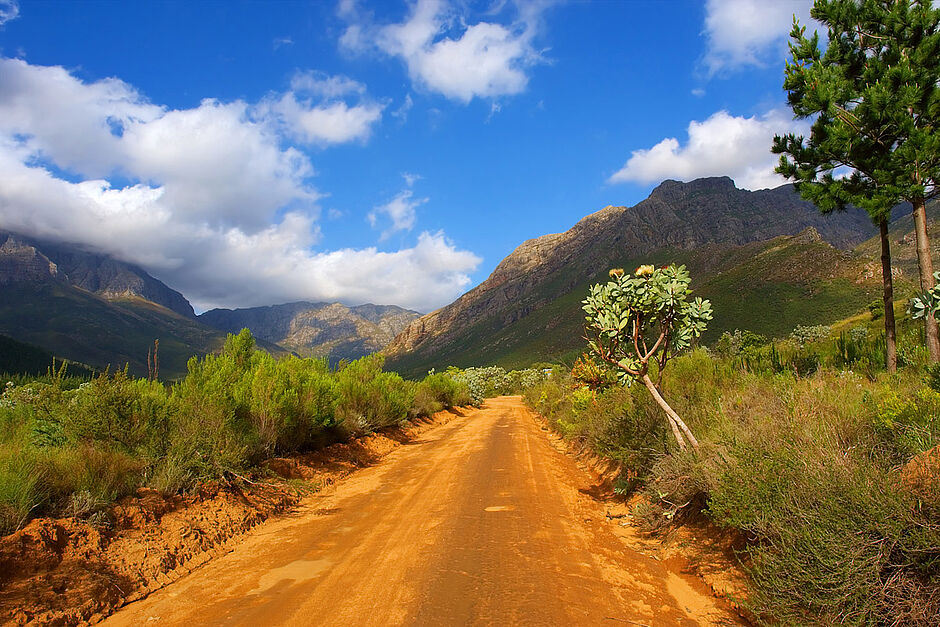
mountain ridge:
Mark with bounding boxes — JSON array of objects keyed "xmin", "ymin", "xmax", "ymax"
[
  {"xmin": 0, "ymin": 230, "xmax": 419, "ymax": 374},
  {"xmin": 198, "ymin": 301, "xmax": 420, "ymax": 364},
  {"xmin": 385, "ymin": 178, "xmax": 912, "ymax": 375}
]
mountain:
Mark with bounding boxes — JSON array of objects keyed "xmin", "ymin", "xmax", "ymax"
[
  {"xmin": 0, "ymin": 230, "xmax": 420, "ymax": 375},
  {"xmin": 0, "ymin": 232, "xmax": 228, "ymax": 378},
  {"xmin": 385, "ymin": 177, "xmax": 918, "ymax": 376},
  {"xmin": 199, "ymin": 302, "xmax": 420, "ymax": 364},
  {"xmin": 1, "ymin": 231, "xmax": 195, "ymax": 318}
]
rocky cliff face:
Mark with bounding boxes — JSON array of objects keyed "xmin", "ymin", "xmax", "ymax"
[
  {"xmin": 385, "ymin": 177, "xmax": 895, "ymax": 369},
  {"xmin": 198, "ymin": 302, "xmax": 420, "ymax": 363},
  {"xmin": 0, "ymin": 235, "xmax": 64, "ymax": 285},
  {"xmin": 0, "ymin": 231, "xmax": 195, "ymax": 318}
]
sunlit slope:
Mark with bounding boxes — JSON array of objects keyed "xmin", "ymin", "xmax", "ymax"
[
  {"xmin": 386, "ymin": 228, "xmax": 891, "ymax": 375},
  {"xmin": 385, "ymin": 177, "xmax": 940, "ymax": 377}
]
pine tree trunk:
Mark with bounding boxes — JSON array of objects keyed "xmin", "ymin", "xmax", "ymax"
[
  {"xmin": 641, "ymin": 374, "xmax": 698, "ymax": 450},
  {"xmin": 912, "ymin": 197, "xmax": 940, "ymax": 363},
  {"xmin": 880, "ymin": 220, "xmax": 897, "ymax": 373}
]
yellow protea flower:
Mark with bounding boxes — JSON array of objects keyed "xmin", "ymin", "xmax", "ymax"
[
  {"xmin": 609, "ymin": 268, "xmax": 624, "ymax": 278},
  {"xmin": 635, "ymin": 264, "xmax": 655, "ymax": 277}
]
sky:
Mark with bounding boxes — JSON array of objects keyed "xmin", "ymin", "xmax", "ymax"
[{"xmin": 0, "ymin": 0, "xmax": 818, "ymax": 313}]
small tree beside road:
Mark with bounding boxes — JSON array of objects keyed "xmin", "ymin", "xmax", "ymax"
[{"xmin": 582, "ymin": 264, "xmax": 712, "ymax": 451}]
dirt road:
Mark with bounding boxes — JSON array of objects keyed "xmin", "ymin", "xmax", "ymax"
[{"xmin": 104, "ymin": 396, "xmax": 737, "ymax": 626}]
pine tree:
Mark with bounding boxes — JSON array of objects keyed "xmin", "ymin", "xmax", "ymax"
[{"xmin": 772, "ymin": 0, "xmax": 940, "ymax": 366}]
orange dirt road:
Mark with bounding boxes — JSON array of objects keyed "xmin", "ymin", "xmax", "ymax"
[{"xmin": 104, "ymin": 397, "xmax": 738, "ymax": 627}]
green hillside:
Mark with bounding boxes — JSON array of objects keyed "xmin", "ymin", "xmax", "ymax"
[
  {"xmin": 387, "ymin": 229, "xmax": 895, "ymax": 377},
  {"xmin": 0, "ymin": 283, "xmax": 227, "ymax": 379},
  {"xmin": 0, "ymin": 334, "xmax": 95, "ymax": 377}
]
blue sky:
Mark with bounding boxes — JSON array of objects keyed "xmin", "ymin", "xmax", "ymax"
[{"xmin": 0, "ymin": 0, "xmax": 815, "ymax": 312}]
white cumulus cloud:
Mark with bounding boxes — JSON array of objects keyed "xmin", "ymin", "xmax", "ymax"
[
  {"xmin": 608, "ymin": 109, "xmax": 810, "ymax": 191},
  {"xmin": 266, "ymin": 94, "xmax": 384, "ymax": 145},
  {"xmin": 260, "ymin": 70, "xmax": 384, "ymax": 145},
  {"xmin": 702, "ymin": 0, "xmax": 815, "ymax": 76},
  {"xmin": 0, "ymin": 57, "xmax": 480, "ymax": 312},
  {"xmin": 341, "ymin": 0, "xmax": 545, "ymax": 103}
]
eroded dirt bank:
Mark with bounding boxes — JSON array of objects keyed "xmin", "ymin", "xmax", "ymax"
[
  {"xmin": 101, "ymin": 396, "xmax": 741, "ymax": 626},
  {"xmin": 0, "ymin": 408, "xmax": 466, "ymax": 625}
]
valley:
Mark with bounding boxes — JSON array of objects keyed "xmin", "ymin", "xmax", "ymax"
[{"xmin": 3, "ymin": 1, "xmax": 940, "ymax": 622}]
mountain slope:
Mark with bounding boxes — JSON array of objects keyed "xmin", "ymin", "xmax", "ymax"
[
  {"xmin": 0, "ymin": 232, "xmax": 194, "ymax": 318},
  {"xmin": 0, "ymin": 229, "xmax": 419, "ymax": 374},
  {"xmin": 0, "ymin": 282, "xmax": 225, "ymax": 379},
  {"xmin": 0, "ymin": 334, "xmax": 96, "ymax": 377},
  {"xmin": 385, "ymin": 178, "xmax": 914, "ymax": 376},
  {"xmin": 199, "ymin": 302, "xmax": 420, "ymax": 363},
  {"xmin": 0, "ymin": 232, "xmax": 227, "ymax": 378}
]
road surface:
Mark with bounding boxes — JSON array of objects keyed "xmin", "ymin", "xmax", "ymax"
[{"xmin": 104, "ymin": 396, "xmax": 737, "ymax": 626}]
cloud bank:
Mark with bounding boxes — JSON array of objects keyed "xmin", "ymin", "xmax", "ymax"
[
  {"xmin": 0, "ymin": 58, "xmax": 480, "ymax": 312},
  {"xmin": 608, "ymin": 109, "xmax": 810, "ymax": 191}
]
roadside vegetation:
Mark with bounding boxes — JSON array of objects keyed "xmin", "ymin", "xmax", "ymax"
[
  {"xmin": 446, "ymin": 365, "xmax": 548, "ymax": 405},
  {"xmin": 524, "ymin": 3, "xmax": 940, "ymax": 621},
  {"xmin": 0, "ymin": 328, "xmax": 470, "ymax": 536},
  {"xmin": 527, "ymin": 299, "xmax": 940, "ymax": 623}
]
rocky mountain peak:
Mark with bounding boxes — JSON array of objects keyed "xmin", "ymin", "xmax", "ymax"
[
  {"xmin": 650, "ymin": 176, "xmax": 737, "ymax": 202},
  {"xmin": 198, "ymin": 301, "xmax": 421, "ymax": 363}
]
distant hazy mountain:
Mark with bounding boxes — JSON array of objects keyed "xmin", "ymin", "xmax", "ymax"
[
  {"xmin": 199, "ymin": 302, "xmax": 420, "ymax": 364},
  {"xmin": 385, "ymin": 177, "xmax": 917, "ymax": 376}
]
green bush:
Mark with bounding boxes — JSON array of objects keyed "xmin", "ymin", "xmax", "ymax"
[
  {"xmin": 411, "ymin": 372, "xmax": 470, "ymax": 418},
  {"xmin": 529, "ymin": 344, "xmax": 940, "ymax": 623},
  {"xmin": 872, "ymin": 386, "xmax": 940, "ymax": 464},
  {"xmin": 722, "ymin": 454, "xmax": 940, "ymax": 624},
  {"xmin": 335, "ymin": 354, "xmax": 414, "ymax": 434},
  {"xmin": 448, "ymin": 366, "xmax": 547, "ymax": 404},
  {"xmin": 526, "ymin": 373, "xmax": 667, "ymax": 491}
]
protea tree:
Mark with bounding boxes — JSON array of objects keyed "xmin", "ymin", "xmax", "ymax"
[{"xmin": 582, "ymin": 264, "xmax": 712, "ymax": 451}]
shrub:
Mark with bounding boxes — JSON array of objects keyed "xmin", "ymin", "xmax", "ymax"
[
  {"xmin": 0, "ymin": 328, "xmax": 480, "ymax": 532},
  {"xmin": 736, "ymin": 457, "xmax": 940, "ymax": 625},
  {"xmin": 335, "ymin": 355, "xmax": 413, "ymax": 434},
  {"xmin": 67, "ymin": 370, "xmax": 145, "ymax": 450},
  {"xmin": 872, "ymin": 386, "xmax": 940, "ymax": 464},
  {"xmin": 790, "ymin": 324, "xmax": 831, "ymax": 346}
]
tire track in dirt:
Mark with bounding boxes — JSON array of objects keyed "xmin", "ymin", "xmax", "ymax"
[{"xmin": 103, "ymin": 397, "xmax": 741, "ymax": 626}]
